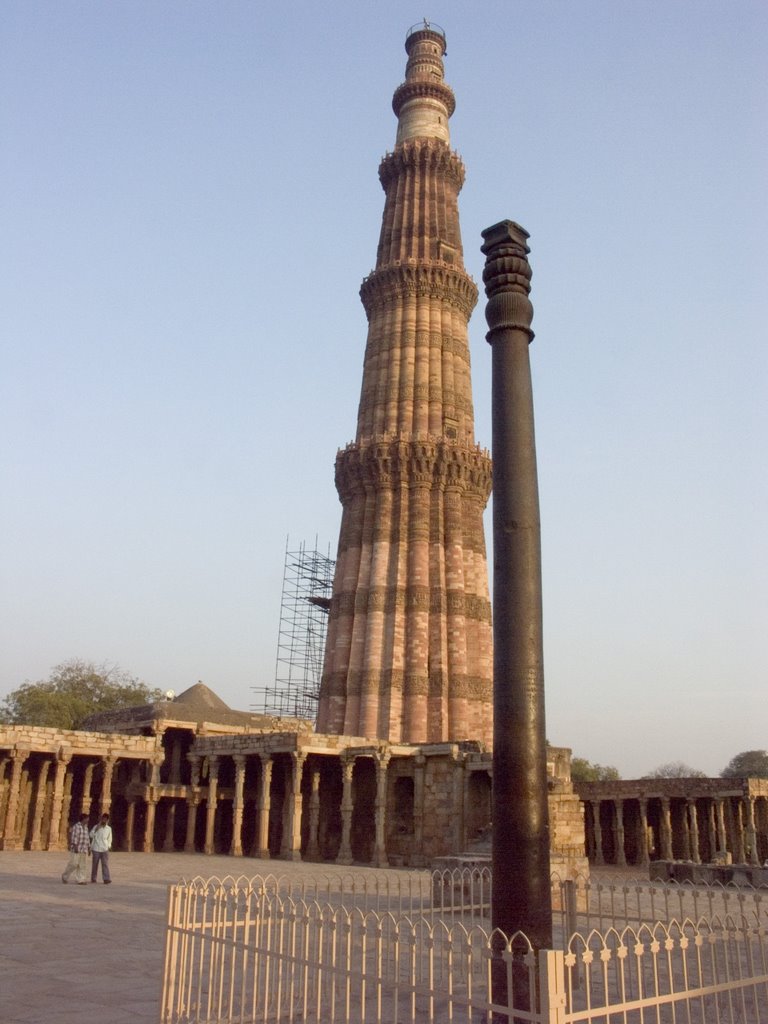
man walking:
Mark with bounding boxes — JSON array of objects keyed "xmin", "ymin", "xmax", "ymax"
[
  {"xmin": 62, "ymin": 812, "xmax": 90, "ymax": 885},
  {"xmin": 89, "ymin": 813, "xmax": 113, "ymax": 884}
]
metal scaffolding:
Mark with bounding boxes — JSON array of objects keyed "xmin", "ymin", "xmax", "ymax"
[{"xmin": 253, "ymin": 539, "xmax": 334, "ymax": 720}]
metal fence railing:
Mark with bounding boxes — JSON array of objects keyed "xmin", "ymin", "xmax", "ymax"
[{"xmin": 161, "ymin": 869, "xmax": 768, "ymax": 1023}]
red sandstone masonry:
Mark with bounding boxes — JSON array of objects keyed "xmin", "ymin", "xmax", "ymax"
[{"xmin": 318, "ymin": 28, "xmax": 493, "ymax": 746}]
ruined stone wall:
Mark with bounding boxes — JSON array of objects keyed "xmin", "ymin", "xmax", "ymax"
[
  {"xmin": 420, "ymin": 755, "xmax": 463, "ymax": 862},
  {"xmin": 549, "ymin": 786, "xmax": 590, "ymax": 880},
  {"xmin": 548, "ymin": 744, "xmax": 590, "ymax": 879}
]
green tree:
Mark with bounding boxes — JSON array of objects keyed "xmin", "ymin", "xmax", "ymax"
[
  {"xmin": 571, "ymin": 757, "xmax": 621, "ymax": 782},
  {"xmin": 721, "ymin": 750, "xmax": 768, "ymax": 779},
  {"xmin": 0, "ymin": 659, "xmax": 164, "ymax": 730},
  {"xmin": 642, "ymin": 761, "xmax": 707, "ymax": 779}
]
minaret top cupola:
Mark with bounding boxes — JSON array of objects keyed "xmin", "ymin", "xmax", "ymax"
[{"xmin": 393, "ymin": 23, "xmax": 455, "ymax": 145}]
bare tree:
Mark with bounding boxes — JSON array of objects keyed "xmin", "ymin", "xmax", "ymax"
[{"xmin": 642, "ymin": 761, "xmax": 707, "ymax": 779}]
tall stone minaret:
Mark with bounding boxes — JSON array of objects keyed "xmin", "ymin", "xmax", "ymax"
[{"xmin": 317, "ymin": 24, "xmax": 492, "ymax": 746}]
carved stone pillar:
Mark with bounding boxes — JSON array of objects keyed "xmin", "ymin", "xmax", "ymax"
[
  {"xmin": 60, "ymin": 775, "xmax": 73, "ymax": 846},
  {"xmin": 125, "ymin": 801, "xmax": 136, "ymax": 852},
  {"xmin": 734, "ymin": 800, "xmax": 746, "ymax": 862},
  {"xmin": 715, "ymin": 797, "xmax": 727, "ymax": 855},
  {"xmin": 184, "ymin": 754, "xmax": 202, "ymax": 853},
  {"xmin": 707, "ymin": 801, "xmax": 717, "ymax": 860},
  {"xmin": 680, "ymin": 801, "xmax": 692, "ymax": 860},
  {"xmin": 142, "ymin": 755, "xmax": 163, "ymax": 852},
  {"xmin": 745, "ymin": 796, "xmax": 759, "ymax": 865},
  {"xmin": 143, "ymin": 799, "xmax": 157, "ymax": 852},
  {"xmin": 81, "ymin": 763, "xmax": 96, "ymax": 816},
  {"xmin": 337, "ymin": 755, "xmax": 355, "ymax": 866},
  {"xmin": 638, "ymin": 798, "xmax": 649, "ymax": 865},
  {"xmin": 29, "ymin": 759, "xmax": 52, "ymax": 850},
  {"xmin": 591, "ymin": 801, "xmax": 604, "ymax": 865},
  {"xmin": 19, "ymin": 766, "xmax": 31, "ymax": 842},
  {"xmin": 615, "ymin": 800, "xmax": 626, "ymax": 867},
  {"xmin": 203, "ymin": 756, "xmax": 219, "ymax": 855},
  {"xmin": 163, "ymin": 801, "xmax": 177, "ymax": 852},
  {"xmin": 688, "ymin": 799, "xmax": 700, "ymax": 863},
  {"xmin": 46, "ymin": 752, "xmax": 71, "ymax": 850},
  {"xmin": 282, "ymin": 752, "xmax": 306, "ymax": 861},
  {"xmin": 305, "ymin": 770, "xmax": 321, "ymax": 861},
  {"xmin": 0, "ymin": 751, "xmax": 27, "ymax": 850},
  {"xmin": 256, "ymin": 755, "xmax": 273, "ymax": 859},
  {"xmin": 373, "ymin": 751, "xmax": 390, "ymax": 868},
  {"xmin": 184, "ymin": 798, "xmax": 199, "ymax": 854},
  {"xmin": 660, "ymin": 797, "xmax": 673, "ymax": 860},
  {"xmin": 99, "ymin": 757, "xmax": 117, "ymax": 817},
  {"xmin": 277, "ymin": 766, "xmax": 291, "ymax": 857},
  {"xmin": 230, "ymin": 755, "xmax": 246, "ymax": 857}
]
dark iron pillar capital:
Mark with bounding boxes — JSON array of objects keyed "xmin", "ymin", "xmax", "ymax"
[{"xmin": 482, "ymin": 221, "xmax": 552, "ymax": 991}]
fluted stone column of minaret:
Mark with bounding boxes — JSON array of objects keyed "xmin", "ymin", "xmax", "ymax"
[{"xmin": 317, "ymin": 25, "xmax": 493, "ymax": 745}]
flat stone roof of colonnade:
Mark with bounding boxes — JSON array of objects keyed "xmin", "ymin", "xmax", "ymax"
[
  {"xmin": 191, "ymin": 730, "xmax": 489, "ymax": 757},
  {"xmin": 0, "ymin": 722, "xmax": 158, "ymax": 758},
  {"xmin": 574, "ymin": 777, "xmax": 768, "ymax": 798}
]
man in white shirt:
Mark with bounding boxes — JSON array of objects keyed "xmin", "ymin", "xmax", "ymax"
[{"xmin": 89, "ymin": 813, "xmax": 113, "ymax": 884}]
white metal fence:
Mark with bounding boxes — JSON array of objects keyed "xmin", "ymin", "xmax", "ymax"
[
  {"xmin": 160, "ymin": 870, "xmax": 768, "ymax": 1023},
  {"xmin": 561, "ymin": 872, "xmax": 768, "ymax": 934}
]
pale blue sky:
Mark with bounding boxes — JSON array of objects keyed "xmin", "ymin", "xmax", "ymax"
[{"xmin": 2, "ymin": 1, "xmax": 765, "ymax": 778}]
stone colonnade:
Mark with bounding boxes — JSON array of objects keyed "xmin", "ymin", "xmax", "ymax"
[
  {"xmin": 2, "ymin": 724, "xmax": 586, "ymax": 876},
  {"xmin": 0, "ymin": 729, "xmax": 459, "ymax": 864},
  {"xmin": 0, "ymin": 728, "xmax": 158, "ymax": 851},
  {"xmin": 185, "ymin": 736, "xmax": 483, "ymax": 867},
  {"xmin": 575, "ymin": 781, "xmax": 768, "ymax": 867},
  {"xmin": 180, "ymin": 742, "xmax": 394, "ymax": 866}
]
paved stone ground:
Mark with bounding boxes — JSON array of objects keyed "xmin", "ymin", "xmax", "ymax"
[
  {"xmin": 2, "ymin": 853, "xmax": 725, "ymax": 1024},
  {"xmin": 1, "ymin": 850, "xmax": 446, "ymax": 1024},
  {"xmin": 0, "ymin": 850, "xmax": 277, "ymax": 1024}
]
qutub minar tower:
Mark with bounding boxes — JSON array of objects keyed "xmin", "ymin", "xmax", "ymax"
[{"xmin": 317, "ymin": 24, "xmax": 493, "ymax": 746}]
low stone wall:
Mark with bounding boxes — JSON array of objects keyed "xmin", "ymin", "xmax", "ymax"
[{"xmin": 650, "ymin": 859, "xmax": 768, "ymax": 887}]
